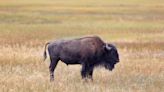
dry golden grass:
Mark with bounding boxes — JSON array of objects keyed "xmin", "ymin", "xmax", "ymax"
[
  {"xmin": 0, "ymin": 44, "xmax": 163, "ymax": 92},
  {"xmin": 0, "ymin": 0, "xmax": 164, "ymax": 92}
]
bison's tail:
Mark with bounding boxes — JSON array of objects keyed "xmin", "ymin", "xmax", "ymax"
[{"xmin": 43, "ymin": 42, "xmax": 50, "ymax": 61}]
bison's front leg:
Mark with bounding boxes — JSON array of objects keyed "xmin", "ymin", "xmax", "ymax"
[
  {"xmin": 81, "ymin": 63, "xmax": 93, "ymax": 78},
  {"xmin": 88, "ymin": 66, "xmax": 94, "ymax": 80},
  {"xmin": 81, "ymin": 63, "xmax": 88, "ymax": 79},
  {"xmin": 49, "ymin": 57, "xmax": 59, "ymax": 81},
  {"xmin": 81, "ymin": 63, "xmax": 94, "ymax": 82}
]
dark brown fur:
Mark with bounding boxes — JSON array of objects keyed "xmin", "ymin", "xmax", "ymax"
[{"xmin": 44, "ymin": 36, "xmax": 119, "ymax": 81}]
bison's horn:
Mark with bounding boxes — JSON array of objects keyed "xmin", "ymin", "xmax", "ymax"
[{"xmin": 106, "ymin": 44, "xmax": 112, "ymax": 50}]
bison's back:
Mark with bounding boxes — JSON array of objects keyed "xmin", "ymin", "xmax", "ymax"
[{"xmin": 61, "ymin": 36, "xmax": 104, "ymax": 54}]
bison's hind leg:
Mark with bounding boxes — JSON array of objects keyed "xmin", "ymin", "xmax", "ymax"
[{"xmin": 49, "ymin": 56, "xmax": 59, "ymax": 81}]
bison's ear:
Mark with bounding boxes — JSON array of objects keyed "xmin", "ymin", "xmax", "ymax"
[{"xmin": 104, "ymin": 44, "xmax": 112, "ymax": 51}]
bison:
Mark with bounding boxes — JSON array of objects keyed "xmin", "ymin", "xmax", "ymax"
[{"xmin": 43, "ymin": 36, "xmax": 119, "ymax": 81}]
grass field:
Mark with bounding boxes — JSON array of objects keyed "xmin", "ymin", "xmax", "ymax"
[{"xmin": 0, "ymin": 0, "xmax": 164, "ymax": 92}]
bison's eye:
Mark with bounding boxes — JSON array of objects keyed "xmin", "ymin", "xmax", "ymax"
[{"xmin": 110, "ymin": 49, "xmax": 115, "ymax": 55}]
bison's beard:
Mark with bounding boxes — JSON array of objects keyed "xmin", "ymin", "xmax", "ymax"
[
  {"xmin": 104, "ymin": 63, "xmax": 114, "ymax": 71},
  {"xmin": 95, "ymin": 60, "xmax": 116, "ymax": 71}
]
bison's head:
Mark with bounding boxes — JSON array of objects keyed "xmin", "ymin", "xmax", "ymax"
[{"xmin": 102, "ymin": 43, "xmax": 119, "ymax": 71}]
